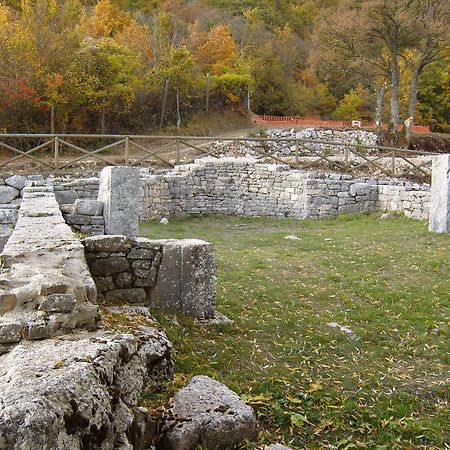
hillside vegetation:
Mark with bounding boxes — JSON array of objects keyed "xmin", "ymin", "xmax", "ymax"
[{"xmin": 0, "ymin": 0, "xmax": 448, "ymax": 134}]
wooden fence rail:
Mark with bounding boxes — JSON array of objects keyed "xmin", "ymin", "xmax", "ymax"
[{"xmin": 0, "ymin": 133, "xmax": 439, "ymax": 182}]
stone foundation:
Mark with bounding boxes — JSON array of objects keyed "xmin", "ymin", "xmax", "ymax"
[
  {"xmin": 84, "ymin": 236, "xmax": 217, "ymax": 319},
  {"xmin": 0, "ymin": 181, "xmax": 99, "ymax": 351},
  {"xmin": 140, "ymin": 158, "xmax": 430, "ymax": 221}
]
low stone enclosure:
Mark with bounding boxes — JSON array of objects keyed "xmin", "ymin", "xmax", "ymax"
[
  {"xmin": 0, "ymin": 154, "xmax": 449, "ymax": 449},
  {"xmin": 140, "ymin": 157, "xmax": 430, "ymax": 221},
  {"xmin": 0, "ymin": 174, "xmax": 219, "ymax": 449}
]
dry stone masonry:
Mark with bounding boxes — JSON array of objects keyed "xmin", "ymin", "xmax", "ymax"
[
  {"xmin": 61, "ymin": 198, "xmax": 105, "ymax": 235},
  {"xmin": 206, "ymin": 128, "xmax": 379, "ymax": 158},
  {"xmin": 140, "ymin": 158, "xmax": 430, "ymax": 221},
  {"xmin": 54, "ymin": 176, "xmax": 100, "ymax": 203},
  {"xmin": 84, "ymin": 235, "xmax": 217, "ymax": 320},
  {"xmin": 84, "ymin": 235, "xmax": 162, "ymax": 306},
  {"xmin": 0, "ymin": 174, "xmax": 44, "ymax": 250}
]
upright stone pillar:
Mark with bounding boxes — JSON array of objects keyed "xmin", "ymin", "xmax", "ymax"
[
  {"xmin": 98, "ymin": 166, "xmax": 140, "ymax": 237},
  {"xmin": 429, "ymin": 155, "xmax": 450, "ymax": 233}
]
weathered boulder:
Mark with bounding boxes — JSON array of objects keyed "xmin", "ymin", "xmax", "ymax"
[
  {"xmin": 267, "ymin": 445, "xmax": 293, "ymax": 450},
  {"xmin": 5, "ymin": 175, "xmax": 27, "ymax": 191},
  {"xmin": 55, "ymin": 189, "xmax": 79, "ymax": 205},
  {"xmin": 0, "ymin": 207, "xmax": 18, "ymax": 224},
  {"xmin": 0, "ymin": 326, "xmax": 173, "ymax": 450},
  {"xmin": 161, "ymin": 375, "xmax": 257, "ymax": 450},
  {"xmin": 0, "ymin": 186, "xmax": 19, "ymax": 204}
]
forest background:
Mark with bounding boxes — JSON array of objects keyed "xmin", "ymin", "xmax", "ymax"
[{"xmin": 0, "ymin": 0, "xmax": 448, "ymax": 135}]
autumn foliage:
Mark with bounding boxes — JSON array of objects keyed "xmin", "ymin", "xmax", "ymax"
[{"xmin": 0, "ymin": 0, "xmax": 448, "ymax": 133}]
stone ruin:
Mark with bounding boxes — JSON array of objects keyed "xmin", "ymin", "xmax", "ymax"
[
  {"xmin": 0, "ymin": 152, "xmax": 449, "ymax": 449},
  {"xmin": 0, "ymin": 167, "xmax": 238, "ymax": 450}
]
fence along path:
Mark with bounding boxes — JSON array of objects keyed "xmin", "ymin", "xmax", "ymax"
[
  {"xmin": 0, "ymin": 133, "xmax": 438, "ymax": 182},
  {"xmin": 251, "ymin": 114, "xmax": 431, "ymax": 134}
]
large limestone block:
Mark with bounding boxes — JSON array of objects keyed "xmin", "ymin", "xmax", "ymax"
[
  {"xmin": 429, "ymin": 155, "xmax": 450, "ymax": 233},
  {"xmin": 161, "ymin": 375, "xmax": 257, "ymax": 450},
  {"xmin": 0, "ymin": 326, "xmax": 173, "ymax": 450},
  {"xmin": 98, "ymin": 166, "xmax": 140, "ymax": 237},
  {"xmin": 151, "ymin": 239, "xmax": 216, "ymax": 319}
]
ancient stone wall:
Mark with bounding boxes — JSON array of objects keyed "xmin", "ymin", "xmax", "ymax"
[
  {"xmin": 84, "ymin": 235, "xmax": 162, "ymax": 306},
  {"xmin": 0, "ymin": 181, "xmax": 100, "ymax": 352},
  {"xmin": 0, "ymin": 159, "xmax": 431, "ymax": 235},
  {"xmin": 140, "ymin": 158, "xmax": 430, "ymax": 221},
  {"xmin": 53, "ymin": 176, "xmax": 99, "ymax": 203},
  {"xmin": 84, "ymin": 236, "xmax": 216, "ymax": 319}
]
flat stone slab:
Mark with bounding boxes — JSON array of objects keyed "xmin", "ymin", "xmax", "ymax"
[
  {"xmin": 0, "ymin": 326, "xmax": 173, "ymax": 450},
  {"xmin": 161, "ymin": 375, "xmax": 257, "ymax": 450},
  {"xmin": 0, "ymin": 182, "xmax": 98, "ymax": 344}
]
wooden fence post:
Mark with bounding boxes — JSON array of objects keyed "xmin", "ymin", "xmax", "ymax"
[
  {"xmin": 124, "ymin": 136, "xmax": 129, "ymax": 165},
  {"xmin": 176, "ymin": 138, "xmax": 181, "ymax": 165},
  {"xmin": 391, "ymin": 149, "xmax": 396, "ymax": 177},
  {"xmin": 54, "ymin": 136, "xmax": 59, "ymax": 170}
]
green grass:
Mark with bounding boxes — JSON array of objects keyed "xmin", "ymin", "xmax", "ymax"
[{"xmin": 140, "ymin": 213, "xmax": 450, "ymax": 449}]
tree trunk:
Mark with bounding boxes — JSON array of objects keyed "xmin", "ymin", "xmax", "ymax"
[
  {"xmin": 408, "ymin": 61, "xmax": 424, "ymax": 122},
  {"xmin": 50, "ymin": 105, "xmax": 55, "ymax": 134},
  {"xmin": 375, "ymin": 81, "xmax": 387, "ymax": 132},
  {"xmin": 100, "ymin": 110, "xmax": 106, "ymax": 134},
  {"xmin": 390, "ymin": 52, "xmax": 400, "ymax": 129},
  {"xmin": 176, "ymin": 88, "xmax": 181, "ymax": 130},
  {"xmin": 205, "ymin": 73, "xmax": 210, "ymax": 113},
  {"xmin": 159, "ymin": 79, "xmax": 170, "ymax": 129}
]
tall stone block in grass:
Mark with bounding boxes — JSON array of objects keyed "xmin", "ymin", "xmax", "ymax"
[
  {"xmin": 151, "ymin": 239, "xmax": 216, "ymax": 319},
  {"xmin": 429, "ymin": 155, "xmax": 450, "ymax": 234},
  {"xmin": 98, "ymin": 166, "xmax": 140, "ymax": 237}
]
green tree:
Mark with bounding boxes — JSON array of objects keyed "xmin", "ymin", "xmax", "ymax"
[
  {"xmin": 416, "ymin": 57, "xmax": 450, "ymax": 132},
  {"xmin": 335, "ymin": 85, "xmax": 372, "ymax": 121},
  {"xmin": 66, "ymin": 38, "xmax": 143, "ymax": 133}
]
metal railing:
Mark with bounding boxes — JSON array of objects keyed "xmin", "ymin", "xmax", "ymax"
[{"xmin": 0, "ymin": 133, "xmax": 439, "ymax": 182}]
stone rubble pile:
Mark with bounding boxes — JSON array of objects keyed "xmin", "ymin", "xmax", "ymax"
[{"xmin": 205, "ymin": 128, "xmax": 379, "ymax": 158}]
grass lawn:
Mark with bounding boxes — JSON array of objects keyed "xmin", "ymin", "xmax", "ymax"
[{"xmin": 140, "ymin": 213, "xmax": 450, "ymax": 449}]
